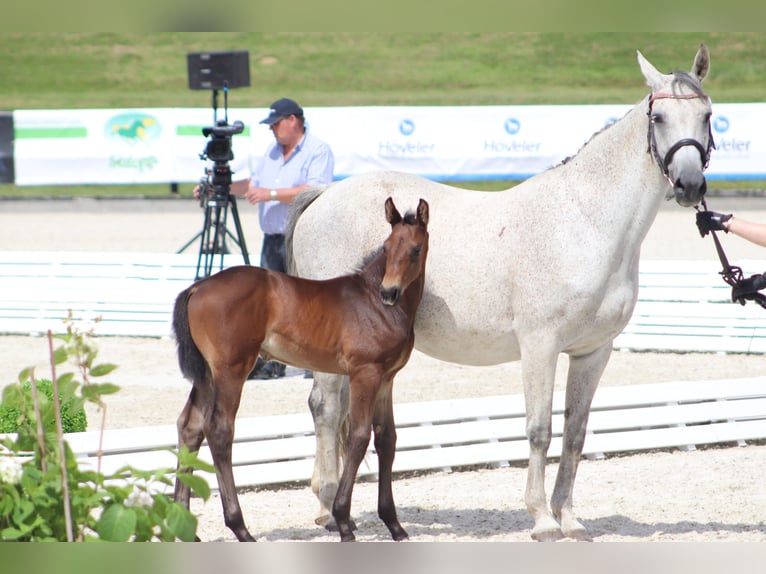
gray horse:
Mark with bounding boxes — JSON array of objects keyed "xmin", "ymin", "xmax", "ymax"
[{"xmin": 286, "ymin": 45, "xmax": 714, "ymax": 541}]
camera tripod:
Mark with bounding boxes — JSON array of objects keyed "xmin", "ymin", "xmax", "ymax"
[
  {"xmin": 177, "ymin": 82, "xmax": 250, "ymax": 279},
  {"xmin": 177, "ymin": 178, "xmax": 250, "ymax": 280}
]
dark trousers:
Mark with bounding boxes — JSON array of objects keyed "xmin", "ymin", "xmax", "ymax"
[{"xmin": 260, "ymin": 233, "xmax": 286, "ymax": 273}]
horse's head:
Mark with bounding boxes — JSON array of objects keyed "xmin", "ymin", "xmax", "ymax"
[
  {"xmin": 380, "ymin": 197, "xmax": 430, "ymax": 306},
  {"xmin": 638, "ymin": 44, "xmax": 714, "ymax": 207}
]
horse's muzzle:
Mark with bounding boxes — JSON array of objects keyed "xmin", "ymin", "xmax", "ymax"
[
  {"xmin": 380, "ymin": 286, "xmax": 401, "ymax": 306},
  {"xmin": 673, "ymin": 174, "xmax": 707, "ymax": 207}
]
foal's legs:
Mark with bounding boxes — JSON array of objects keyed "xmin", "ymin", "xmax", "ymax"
[
  {"xmin": 332, "ymin": 369, "xmax": 380, "ymax": 542},
  {"xmin": 521, "ymin": 339, "xmax": 563, "ymax": 542},
  {"xmin": 372, "ymin": 378, "xmax": 408, "ymax": 541},
  {"xmin": 203, "ymin": 371, "xmax": 254, "ymax": 542},
  {"xmin": 309, "ymin": 373, "xmax": 350, "ymax": 528},
  {"xmin": 174, "ymin": 385, "xmax": 210, "ymax": 509},
  {"xmin": 551, "ymin": 343, "xmax": 612, "ymax": 541}
]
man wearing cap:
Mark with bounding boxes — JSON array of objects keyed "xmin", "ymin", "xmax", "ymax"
[{"xmin": 229, "ymin": 97, "xmax": 335, "ymax": 379}]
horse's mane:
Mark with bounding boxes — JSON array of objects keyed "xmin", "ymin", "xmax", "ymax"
[
  {"xmin": 556, "ymin": 111, "xmax": 625, "ymax": 168},
  {"xmin": 285, "ymin": 184, "xmax": 329, "ymax": 276},
  {"xmin": 555, "ymin": 70, "xmax": 705, "ymax": 169},
  {"xmin": 668, "ymin": 69, "xmax": 706, "ymax": 98}
]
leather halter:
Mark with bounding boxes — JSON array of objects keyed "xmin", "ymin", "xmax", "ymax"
[{"xmin": 646, "ymin": 91, "xmax": 715, "ymax": 183}]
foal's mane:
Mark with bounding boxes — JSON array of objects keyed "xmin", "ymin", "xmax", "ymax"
[{"xmin": 555, "ymin": 70, "xmax": 705, "ymax": 169}]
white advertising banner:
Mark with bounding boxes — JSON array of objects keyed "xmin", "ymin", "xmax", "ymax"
[{"xmin": 12, "ymin": 103, "xmax": 766, "ymax": 186}]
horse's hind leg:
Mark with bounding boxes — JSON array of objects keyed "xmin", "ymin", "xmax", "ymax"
[
  {"xmin": 309, "ymin": 373, "xmax": 351, "ymax": 529},
  {"xmin": 204, "ymin": 374, "xmax": 255, "ymax": 542},
  {"xmin": 372, "ymin": 379, "xmax": 408, "ymax": 541},
  {"xmin": 551, "ymin": 344, "xmax": 611, "ymax": 541},
  {"xmin": 174, "ymin": 385, "xmax": 209, "ymax": 509}
]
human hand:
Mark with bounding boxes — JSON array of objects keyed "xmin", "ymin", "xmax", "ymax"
[
  {"xmin": 243, "ymin": 186, "xmax": 273, "ymax": 205},
  {"xmin": 696, "ymin": 210, "xmax": 732, "ymax": 237},
  {"xmin": 731, "ymin": 273, "xmax": 766, "ymax": 305}
]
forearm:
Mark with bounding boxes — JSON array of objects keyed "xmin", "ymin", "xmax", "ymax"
[
  {"xmin": 229, "ymin": 179, "xmax": 250, "ymax": 196},
  {"xmin": 273, "ymin": 183, "xmax": 309, "ymax": 204},
  {"xmin": 241, "ymin": 183, "xmax": 309, "ymax": 204},
  {"xmin": 727, "ymin": 217, "xmax": 766, "ymax": 248}
]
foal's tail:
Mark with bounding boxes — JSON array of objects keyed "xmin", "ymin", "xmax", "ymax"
[
  {"xmin": 172, "ymin": 286, "xmax": 208, "ymax": 385},
  {"xmin": 285, "ymin": 184, "xmax": 328, "ymax": 276}
]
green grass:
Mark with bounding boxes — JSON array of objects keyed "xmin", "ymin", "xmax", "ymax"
[{"xmin": 2, "ymin": 32, "xmax": 766, "ymax": 197}]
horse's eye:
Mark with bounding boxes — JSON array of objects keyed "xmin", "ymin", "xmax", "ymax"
[
  {"xmin": 410, "ymin": 246, "xmax": 422, "ymax": 260},
  {"xmin": 651, "ymin": 114, "xmax": 664, "ymax": 124}
]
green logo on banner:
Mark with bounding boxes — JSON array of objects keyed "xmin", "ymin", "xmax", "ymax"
[{"xmin": 105, "ymin": 113, "xmax": 161, "ymax": 144}]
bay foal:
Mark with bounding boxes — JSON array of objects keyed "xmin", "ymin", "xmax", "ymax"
[{"xmin": 172, "ymin": 197, "xmax": 430, "ymax": 541}]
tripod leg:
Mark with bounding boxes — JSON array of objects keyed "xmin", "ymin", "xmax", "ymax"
[
  {"xmin": 177, "ymin": 231, "xmax": 204, "ymax": 254},
  {"xmin": 208, "ymin": 205, "xmax": 226, "ymax": 276},
  {"xmin": 196, "ymin": 205, "xmax": 214, "ymax": 280},
  {"xmin": 229, "ymin": 197, "xmax": 250, "ymax": 265},
  {"xmin": 193, "ymin": 195, "xmax": 246, "ymax": 279}
]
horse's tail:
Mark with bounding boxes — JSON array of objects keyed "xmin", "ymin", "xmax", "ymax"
[
  {"xmin": 172, "ymin": 285, "xmax": 208, "ymax": 385},
  {"xmin": 285, "ymin": 184, "xmax": 329, "ymax": 276}
]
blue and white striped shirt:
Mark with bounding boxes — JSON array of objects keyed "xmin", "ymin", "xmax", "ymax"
[{"xmin": 250, "ymin": 131, "xmax": 334, "ymax": 235}]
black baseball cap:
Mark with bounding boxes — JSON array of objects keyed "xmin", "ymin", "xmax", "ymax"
[{"xmin": 259, "ymin": 98, "xmax": 304, "ymax": 125}]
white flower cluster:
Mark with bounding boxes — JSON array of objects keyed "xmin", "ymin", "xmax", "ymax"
[
  {"xmin": 123, "ymin": 478, "xmax": 164, "ymax": 508},
  {"xmin": 125, "ymin": 489, "xmax": 154, "ymax": 508},
  {"xmin": 0, "ymin": 449, "xmax": 24, "ymax": 485}
]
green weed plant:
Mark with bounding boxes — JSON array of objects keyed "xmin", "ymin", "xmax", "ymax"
[{"xmin": 0, "ymin": 314, "xmax": 213, "ymax": 541}]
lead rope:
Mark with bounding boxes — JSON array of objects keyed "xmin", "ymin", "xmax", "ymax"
[{"xmin": 698, "ymin": 197, "xmax": 766, "ymax": 309}]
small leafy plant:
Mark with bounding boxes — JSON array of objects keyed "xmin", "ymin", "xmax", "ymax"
[
  {"xmin": 0, "ymin": 314, "xmax": 213, "ymax": 541},
  {"xmin": 0, "ymin": 379, "xmax": 87, "ymax": 434}
]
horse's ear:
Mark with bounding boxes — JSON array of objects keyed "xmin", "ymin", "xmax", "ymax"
[
  {"xmin": 637, "ymin": 49, "xmax": 665, "ymax": 92},
  {"xmin": 416, "ymin": 198, "xmax": 429, "ymax": 227},
  {"xmin": 385, "ymin": 196, "xmax": 402, "ymax": 226},
  {"xmin": 691, "ymin": 43, "xmax": 710, "ymax": 83}
]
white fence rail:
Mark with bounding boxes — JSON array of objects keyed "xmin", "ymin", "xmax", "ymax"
[
  {"xmin": 2, "ymin": 252, "xmax": 766, "ymax": 355},
  {"xmin": 64, "ymin": 376, "xmax": 766, "ymax": 489},
  {"xmin": 0, "ymin": 251, "xmax": 244, "ymax": 338}
]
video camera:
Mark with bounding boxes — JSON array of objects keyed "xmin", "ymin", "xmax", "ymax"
[
  {"xmin": 201, "ymin": 120, "xmax": 245, "ymax": 163},
  {"xmin": 197, "ymin": 120, "xmax": 245, "ymax": 204}
]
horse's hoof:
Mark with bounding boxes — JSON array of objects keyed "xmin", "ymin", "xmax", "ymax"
[
  {"xmin": 236, "ymin": 532, "xmax": 257, "ymax": 542},
  {"xmin": 564, "ymin": 527, "xmax": 593, "ymax": 542},
  {"xmin": 321, "ymin": 516, "xmax": 357, "ymax": 532},
  {"xmin": 393, "ymin": 531, "xmax": 409, "ymax": 542},
  {"xmin": 531, "ymin": 527, "xmax": 564, "ymax": 542},
  {"xmin": 560, "ymin": 516, "xmax": 593, "ymax": 541}
]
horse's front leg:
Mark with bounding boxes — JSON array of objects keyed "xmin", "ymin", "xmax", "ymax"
[
  {"xmin": 373, "ymin": 378, "xmax": 408, "ymax": 541},
  {"xmin": 204, "ymin": 375, "xmax": 255, "ymax": 542},
  {"xmin": 332, "ymin": 370, "xmax": 377, "ymax": 542},
  {"xmin": 308, "ymin": 373, "xmax": 351, "ymax": 530},
  {"xmin": 551, "ymin": 343, "xmax": 612, "ymax": 541},
  {"xmin": 521, "ymin": 340, "xmax": 563, "ymax": 541}
]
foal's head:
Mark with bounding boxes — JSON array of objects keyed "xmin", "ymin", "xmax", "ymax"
[{"xmin": 380, "ymin": 197, "xmax": 429, "ymax": 306}]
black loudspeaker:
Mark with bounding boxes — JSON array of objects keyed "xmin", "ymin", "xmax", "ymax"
[{"xmin": 187, "ymin": 50, "xmax": 250, "ymax": 90}]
